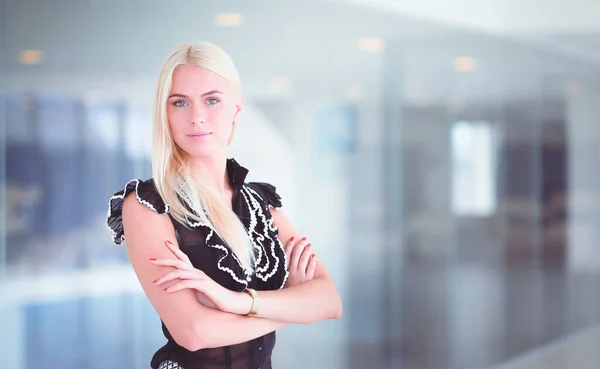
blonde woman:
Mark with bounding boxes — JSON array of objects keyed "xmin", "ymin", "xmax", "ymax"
[{"xmin": 107, "ymin": 41, "xmax": 342, "ymax": 369}]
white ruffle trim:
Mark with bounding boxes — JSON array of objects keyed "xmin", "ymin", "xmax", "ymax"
[{"xmin": 107, "ymin": 179, "xmax": 170, "ymax": 244}]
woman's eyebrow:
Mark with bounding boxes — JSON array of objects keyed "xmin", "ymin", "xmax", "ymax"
[{"xmin": 168, "ymin": 90, "xmax": 224, "ymax": 99}]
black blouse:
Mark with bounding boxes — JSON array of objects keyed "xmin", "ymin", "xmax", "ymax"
[{"xmin": 107, "ymin": 158, "xmax": 289, "ymax": 369}]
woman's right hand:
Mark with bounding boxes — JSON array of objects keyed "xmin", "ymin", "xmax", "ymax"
[{"xmin": 283, "ymin": 236, "xmax": 317, "ymax": 288}]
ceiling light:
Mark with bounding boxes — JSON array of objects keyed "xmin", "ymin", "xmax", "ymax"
[
  {"xmin": 83, "ymin": 90, "xmax": 106, "ymax": 105},
  {"xmin": 20, "ymin": 50, "xmax": 44, "ymax": 65},
  {"xmin": 566, "ymin": 79, "xmax": 584, "ymax": 95},
  {"xmin": 358, "ymin": 38, "xmax": 385, "ymax": 53},
  {"xmin": 409, "ymin": 94, "xmax": 429, "ymax": 108},
  {"xmin": 344, "ymin": 85, "xmax": 362, "ymax": 100},
  {"xmin": 215, "ymin": 13, "xmax": 244, "ymax": 27},
  {"xmin": 449, "ymin": 96, "xmax": 466, "ymax": 112},
  {"xmin": 20, "ymin": 96, "xmax": 35, "ymax": 111},
  {"xmin": 270, "ymin": 76, "xmax": 290, "ymax": 93},
  {"xmin": 453, "ymin": 57, "xmax": 477, "ymax": 72}
]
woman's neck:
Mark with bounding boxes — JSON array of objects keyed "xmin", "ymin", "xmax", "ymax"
[{"xmin": 187, "ymin": 156, "xmax": 231, "ymax": 196}]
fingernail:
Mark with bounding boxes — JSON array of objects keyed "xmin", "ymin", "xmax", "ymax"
[
  {"xmin": 163, "ymin": 287, "xmax": 169, "ymax": 292},
  {"xmin": 149, "ymin": 258, "xmax": 156, "ymax": 261},
  {"xmin": 305, "ymin": 243, "xmax": 311, "ymax": 248},
  {"xmin": 152, "ymin": 278, "xmax": 159, "ymax": 284},
  {"xmin": 301, "ymin": 237, "xmax": 306, "ymax": 241},
  {"xmin": 311, "ymin": 254, "xmax": 316, "ymax": 258},
  {"xmin": 290, "ymin": 237, "xmax": 295, "ymax": 241},
  {"xmin": 166, "ymin": 240, "xmax": 172, "ymax": 245}
]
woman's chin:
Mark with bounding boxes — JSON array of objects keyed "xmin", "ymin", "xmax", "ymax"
[{"xmin": 182, "ymin": 146, "xmax": 225, "ymax": 160}]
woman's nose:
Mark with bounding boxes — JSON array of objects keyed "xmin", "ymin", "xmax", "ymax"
[{"xmin": 192, "ymin": 107, "xmax": 206, "ymax": 125}]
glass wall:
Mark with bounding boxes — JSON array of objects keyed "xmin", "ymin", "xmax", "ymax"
[
  {"xmin": 2, "ymin": 1, "xmax": 600, "ymax": 368},
  {"xmin": 365, "ymin": 30, "xmax": 600, "ymax": 369}
]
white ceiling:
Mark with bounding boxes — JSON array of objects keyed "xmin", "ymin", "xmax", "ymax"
[
  {"xmin": 4, "ymin": 0, "xmax": 600, "ymax": 103},
  {"xmin": 332, "ymin": 0, "xmax": 600, "ymax": 34},
  {"xmin": 4, "ymin": 0, "xmax": 437, "ymax": 96}
]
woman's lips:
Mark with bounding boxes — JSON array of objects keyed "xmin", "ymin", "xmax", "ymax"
[{"xmin": 187, "ymin": 132, "xmax": 212, "ymax": 139}]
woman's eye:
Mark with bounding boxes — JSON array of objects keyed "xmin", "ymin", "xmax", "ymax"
[
  {"xmin": 173, "ymin": 100, "xmax": 188, "ymax": 107},
  {"xmin": 206, "ymin": 98, "xmax": 220, "ymax": 105}
]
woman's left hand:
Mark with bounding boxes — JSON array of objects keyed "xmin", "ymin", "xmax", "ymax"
[{"xmin": 150, "ymin": 241, "xmax": 251, "ymax": 315}]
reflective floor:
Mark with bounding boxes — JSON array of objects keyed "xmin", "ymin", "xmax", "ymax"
[
  {"xmin": 2, "ymin": 250, "xmax": 599, "ymax": 369},
  {"xmin": 492, "ymin": 325, "xmax": 600, "ymax": 369}
]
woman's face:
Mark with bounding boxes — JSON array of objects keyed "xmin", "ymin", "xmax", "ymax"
[{"xmin": 167, "ymin": 64, "xmax": 242, "ymax": 159}]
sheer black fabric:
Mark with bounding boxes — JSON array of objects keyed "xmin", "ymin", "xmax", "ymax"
[{"xmin": 107, "ymin": 158, "xmax": 288, "ymax": 369}]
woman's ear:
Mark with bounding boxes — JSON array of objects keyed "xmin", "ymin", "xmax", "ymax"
[{"xmin": 234, "ymin": 93, "xmax": 244, "ymax": 118}]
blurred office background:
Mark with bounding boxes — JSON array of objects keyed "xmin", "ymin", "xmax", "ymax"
[{"xmin": 2, "ymin": 0, "xmax": 600, "ymax": 368}]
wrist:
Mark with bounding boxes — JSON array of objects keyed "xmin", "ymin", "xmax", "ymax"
[
  {"xmin": 243, "ymin": 288, "xmax": 261, "ymax": 317},
  {"xmin": 233, "ymin": 290, "xmax": 253, "ymax": 315}
]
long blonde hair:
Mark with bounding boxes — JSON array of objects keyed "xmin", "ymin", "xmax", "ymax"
[{"xmin": 151, "ymin": 42, "xmax": 254, "ymax": 271}]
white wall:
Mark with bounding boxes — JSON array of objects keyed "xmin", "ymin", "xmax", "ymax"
[{"xmin": 566, "ymin": 92, "xmax": 600, "ymax": 272}]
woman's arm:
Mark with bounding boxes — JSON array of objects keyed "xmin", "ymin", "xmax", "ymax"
[
  {"xmin": 244, "ymin": 208, "xmax": 343, "ymax": 324},
  {"xmin": 121, "ymin": 193, "xmax": 287, "ymax": 351}
]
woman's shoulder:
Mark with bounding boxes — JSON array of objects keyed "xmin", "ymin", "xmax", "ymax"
[
  {"xmin": 244, "ymin": 181, "xmax": 283, "ymax": 210},
  {"xmin": 107, "ymin": 178, "xmax": 170, "ymax": 245}
]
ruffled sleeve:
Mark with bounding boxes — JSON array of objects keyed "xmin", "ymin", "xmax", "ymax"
[
  {"xmin": 246, "ymin": 182, "xmax": 283, "ymax": 209},
  {"xmin": 107, "ymin": 179, "xmax": 170, "ymax": 245}
]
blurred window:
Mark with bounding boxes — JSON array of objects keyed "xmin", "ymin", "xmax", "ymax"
[{"xmin": 451, "ymin": 120, "xmax": 497, "ymax": 216}]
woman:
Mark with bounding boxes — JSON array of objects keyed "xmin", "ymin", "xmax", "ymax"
[{"xmin": 106, "ymin": 41, "xmax": 342, "ymax": 369}]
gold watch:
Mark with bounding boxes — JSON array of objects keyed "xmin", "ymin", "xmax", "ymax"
[{"xmin": 244, "ymin": 288, "xmax": 260, "ymax": 317}]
